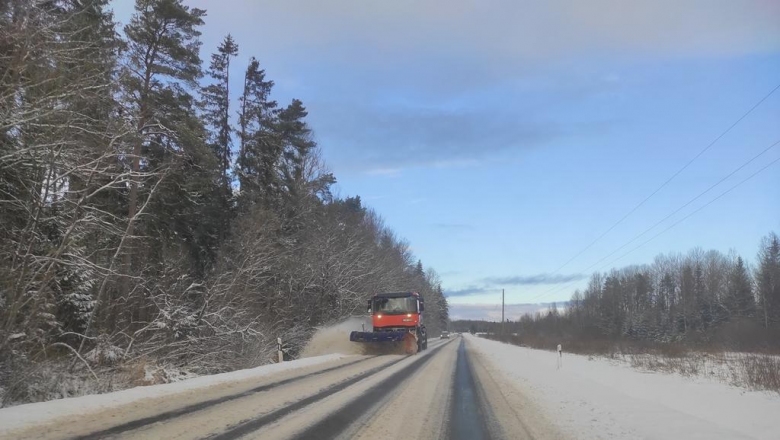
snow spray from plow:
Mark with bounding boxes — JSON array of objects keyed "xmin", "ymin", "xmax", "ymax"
[
  {"xmin": 300, "ymin": 316, "xmax": 417, "ymax": 357},
  {"xmin": 300, "ymin": 317, "xmax": 371, "ymax": 357}
]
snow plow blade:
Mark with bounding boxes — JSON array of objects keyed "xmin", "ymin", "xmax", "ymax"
[{"xmin": 349, "ymin": 331, "xmax": 407, "ymax": 342}]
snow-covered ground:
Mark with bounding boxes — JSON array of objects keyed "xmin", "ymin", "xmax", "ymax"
[
  {"xmin": 626, "ymin": 350, "xmax": 780, "ymax": 391},
  {"xmin": 0, "ymin": 353, "xmax": 347, "ymax": 437},
  {"xmin": 467, "ymin": 334, "xmax": 780, "ymax": 439}
]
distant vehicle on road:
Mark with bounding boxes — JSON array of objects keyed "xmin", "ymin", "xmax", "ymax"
[{"xmin": 440, "ymin": 331, "xmax": 450, "ymax": 339}]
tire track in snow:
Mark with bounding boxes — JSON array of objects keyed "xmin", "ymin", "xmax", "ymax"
[
  {"xmin": 346, "ymin": 337, "xmax": 458, "ymax": 440},
  {"xmin": 206, "ymin": 355, "xmax": 410, "ymax": 440},
  {"xmin": 256, "ymin": 339, "xmax": 455, "ymax": 440},
  {"xmin": 447, "ymin": 338, "xmax": 491, "ymax": 440},
  {"xmin": 75, "ymin": 356, "xmax": 376, "ymax": 440},
  {"xmin": 466, "ymin": 340, "xmax": 543, "ymax": 440}
]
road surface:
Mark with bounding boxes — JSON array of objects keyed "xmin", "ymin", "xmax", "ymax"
[{"xmin": 6, "ymin": 336, "xmax": 562, "ymax": 440}]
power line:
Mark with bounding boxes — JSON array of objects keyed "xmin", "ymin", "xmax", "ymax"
[
  {"xmin": 532, "ymin": 150, "xmax": 780, "ymax": 302},
  {"xmin": 598, "ymin": 154, "xmax": 780, "ymax": 270},
  {"xmin": 547, "ymin": 82, "xmax": 780, "ymax": 276},
  {"xmin": 573, "ymin": 139, "xmax": 780, "ymax": 273}
]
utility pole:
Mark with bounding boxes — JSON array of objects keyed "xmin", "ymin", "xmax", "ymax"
[{"xmin": 501, "ymin": 289, "xmax": 505, "ymax": 335}]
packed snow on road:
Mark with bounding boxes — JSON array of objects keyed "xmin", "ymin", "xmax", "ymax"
[{"xmin": 2, "ymin": 333, "xmax": 779, "ymax": 439}]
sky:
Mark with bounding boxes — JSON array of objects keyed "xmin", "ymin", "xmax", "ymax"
[{"xmin": 112, "ymin": 0, "xmax": 780, "ymax": 321}]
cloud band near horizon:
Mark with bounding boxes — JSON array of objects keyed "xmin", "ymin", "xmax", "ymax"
[{"xmin": 445, "ymin": 272, "xmax": 585, "ymax": 297}]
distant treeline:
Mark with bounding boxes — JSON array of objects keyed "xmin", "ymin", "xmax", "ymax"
[{"xmin": 454, "ymin": 233, "xmax": 780, "ymax": 352}]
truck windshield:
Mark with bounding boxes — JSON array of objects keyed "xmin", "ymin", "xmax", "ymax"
[{"xmin": 373, "ymin": 297, "xmax": 417, "ymax": 315}]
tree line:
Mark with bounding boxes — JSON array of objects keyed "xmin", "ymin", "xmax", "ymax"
[
  {"xmin": 468, "ymin": 234, "xmax": 780, "ymax": 352},
  {"xmin": 0, "ymin": 0, "xmax": 448, "ymax": 405}
]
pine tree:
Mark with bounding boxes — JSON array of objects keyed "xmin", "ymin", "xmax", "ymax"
[
  {"xmin": 727, "ymin": 257, "xmax": 755, "ymax": 318},
  {"xmin": 122, "ymin": 0, "xmax": 206, "ymax": 243},
  {"xmin": 632, "ymin": 272, "xmax": 652, "ymax": 339},
  {"xmin": 694, "ymin": 264, "xmax": 712, "ymax": 329},
  {"xmin": 117, "ymin": 0, "xmax": 224, "ymax": 320},
  {"xmin": 278, "ymin": 99, "xmax": 315, "ymax": 188},
  {"xmin": 658, "ymin": 273, "xmax": 675, "ymax": 333},
  {"xmin": 202, "ymin": 34, "xmax": 238, "ymax": 190},
  {"xmin": 236, "ymin": 57, "xmax": 278, "ymax": 207},
  {"xmin": 55, "ymin": 0, "xmax": 120, "ymax": 335},
  {"xmin": 757, "ymin": 233, "xmax": 780, "ymax": 329},
  {"xmin": 277, "ymin": 99, "xmax": 336, "ymax": 218}
]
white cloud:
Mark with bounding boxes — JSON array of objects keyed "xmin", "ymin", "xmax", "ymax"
[
  {"xmin": 364, "ymin": 167, "xmax": 403, "ymax": 177},
  {"xmin": 191, "ymin": 0, "xmax": 780, "ymax": 65},
  {"xmin": 107, "ymin": 1, "xmax": 778, "ymax": 176}
]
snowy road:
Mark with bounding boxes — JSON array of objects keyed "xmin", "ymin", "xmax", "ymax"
[
  {"xmin": 5, "ymin": 334, "xmax": 777, "ymax": 439},
  {"xmin": 1, "ymin": 336, "xmax": 561, "ymax": 440}
]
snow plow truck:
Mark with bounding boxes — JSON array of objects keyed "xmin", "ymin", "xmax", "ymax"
[{"xmin": 349, "ymin": 292, "xmax": 428, "ymax": 354}]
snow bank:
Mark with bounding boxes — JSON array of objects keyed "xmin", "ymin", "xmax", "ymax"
[
  {"xmin": 0, "ymin": 353, "xmax": 346, "ymax": 435},
  {"xmin": 467, "ymin": 334, "xmax": 780, "ymax": 440}
]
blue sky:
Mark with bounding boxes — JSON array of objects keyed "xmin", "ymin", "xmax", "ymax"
[{"xmin": 112, "ymin": 1, "xmax": 780, "ymax": 320}]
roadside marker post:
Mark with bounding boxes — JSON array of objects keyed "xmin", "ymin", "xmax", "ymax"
[
  {"xmin": 277, "ymin": 337, "xmax": 284, "ymax": 363},
  {"xmin": 557, "ymin": 344, "xmax": 563, "ymax": 369}
]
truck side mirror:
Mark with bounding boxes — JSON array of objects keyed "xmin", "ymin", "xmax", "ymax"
[
  {"xmin": 419, "ymin": 301, "xmax": 425, "ymax": 312},
  {"xmin": 366, "ymin": 299, "xmax": 372, "ymax": 314}
]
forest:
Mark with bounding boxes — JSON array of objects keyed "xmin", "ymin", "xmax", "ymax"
[
  {"xmin": 454, "ymin": 234, "xmax": 780, "ymax": 353},
  {"xmin": 0, "ymin": 0, "xmax": 448, "ymax": 406}
]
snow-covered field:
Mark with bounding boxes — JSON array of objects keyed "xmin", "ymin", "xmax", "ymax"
[
  {"xmin": 0, "ymin": 354, "xmax": 347, "ymax": 437},
  {"xmin": 467, "ymin": 334, "xmax": 780, "ymax": 439},
  {"xmin": 626, "ymin": 350, "xmax": 780, "ymax": 392}
]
